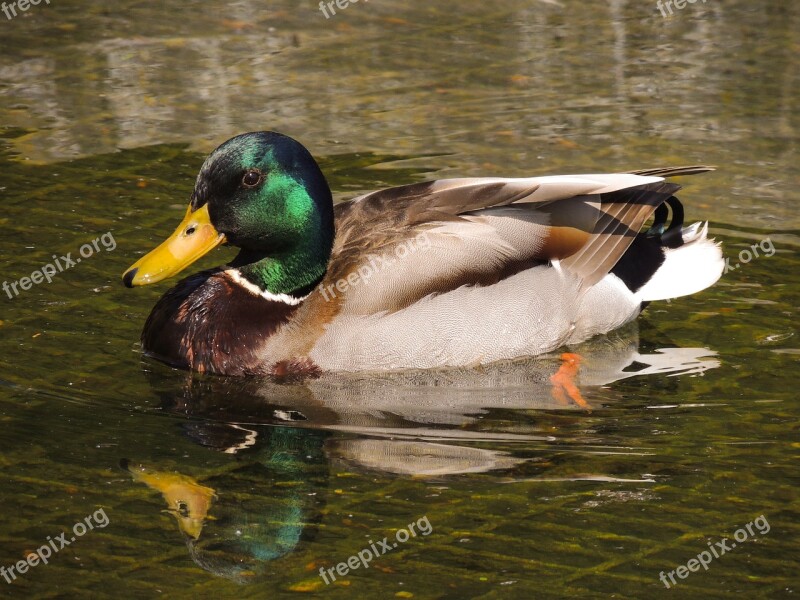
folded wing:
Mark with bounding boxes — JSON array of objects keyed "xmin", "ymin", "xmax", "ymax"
[{"xmin": 327, "ymin": 170, "xmax": 704, "ymax": 314}]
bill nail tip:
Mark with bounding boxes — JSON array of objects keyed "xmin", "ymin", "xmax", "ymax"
[{"xmin": 122, "ymin": 268, "xmax": 137, "ymax": 288}]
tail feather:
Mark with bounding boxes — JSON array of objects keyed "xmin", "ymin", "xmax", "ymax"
[
  {"xmin": 628, "ymin": 165, "xmax": 716, "ymax": 178},
  {"xmin": 635, "ymin": 222, "xmax": 724, "ymax": 302}
]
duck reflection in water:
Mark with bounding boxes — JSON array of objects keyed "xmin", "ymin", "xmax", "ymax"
[
  {"xmin": 125, "ymin": 324, "xmax": 719, "ymax": 582},
  {"xmin": 122, "ymin": 426, "xmax": 330, "ymax": 584}
]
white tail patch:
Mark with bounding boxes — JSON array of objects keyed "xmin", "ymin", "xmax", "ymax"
[{"xmin": 637, "ymin": 222, "xmax": 724, "ymax": 302}]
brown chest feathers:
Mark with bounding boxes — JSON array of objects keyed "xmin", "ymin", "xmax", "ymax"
[{"xmin": 141, "ymin": 269, "xmax": 315, "ymax": 376}]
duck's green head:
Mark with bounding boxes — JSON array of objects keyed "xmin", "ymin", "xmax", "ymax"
[{"xmin": 123, "ymin": 132, "xmax": 334, "ymax": 297}]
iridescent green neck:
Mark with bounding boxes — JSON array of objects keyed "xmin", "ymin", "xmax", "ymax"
[
  {"xmin": 231, "ymin": 244, "xmax": 329, "ymax": 298},
  {"xmin": 227, "ymin": 177, "xmax": 333, "ymax": 298}
]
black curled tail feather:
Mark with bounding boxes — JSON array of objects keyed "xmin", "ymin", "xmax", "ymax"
[
  {"xmin": 645, "ymin": 196, "xmax": 685, "ymax": 249},
  {"xmin": 612, "ymin": 195, "xmax": 688, "ymax": 293}
]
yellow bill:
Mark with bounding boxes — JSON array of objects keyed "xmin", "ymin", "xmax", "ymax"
[
  {"xmin": 122, "ymin": 204, "xmax": 226, "ymax": 287},
  {"xmin": 123, "ymin": 460, "xmax": 216, "ymax": 539}
]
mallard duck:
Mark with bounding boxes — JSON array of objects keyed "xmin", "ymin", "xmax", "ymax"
[{"xmin": 122, "ymin": 131, "xmax": 723, "ymax": 376}]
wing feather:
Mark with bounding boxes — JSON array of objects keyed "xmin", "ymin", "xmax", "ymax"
[{"xmin": 320, "ymin": 170, "xmax": 701, "ymax": 314}]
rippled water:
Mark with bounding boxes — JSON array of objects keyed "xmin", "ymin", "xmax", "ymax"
[{"xmin": 0, "ymin": 1, "xmax": 798, "ymax": 598}]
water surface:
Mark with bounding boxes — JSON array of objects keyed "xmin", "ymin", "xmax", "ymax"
[{"xmin": 0, "ymin": 1, "xmax": 798, "ymax": 598}]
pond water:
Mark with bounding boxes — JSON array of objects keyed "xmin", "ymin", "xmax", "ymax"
[{"xmin": 0, "ymin": 0, "xmax": 798, "ymax": 598}]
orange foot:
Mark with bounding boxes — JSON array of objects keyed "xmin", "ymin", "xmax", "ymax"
[{"xmin": 550, "ymin": 353, "xmax": 589, "ymax": 409}]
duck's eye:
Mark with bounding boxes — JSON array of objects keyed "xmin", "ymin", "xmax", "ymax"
[
  {"xmin": 242, "ymin": 170, "xmax": 262, "ymax": 187},
  {"xmin": 176, "ymin": 501, "xmax": 189, "ymax": 517}
]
